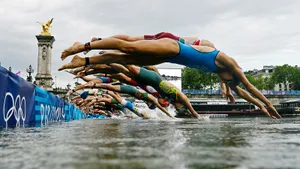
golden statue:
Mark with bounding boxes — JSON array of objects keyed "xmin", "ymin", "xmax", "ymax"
[{"xmin": 37, "ymin": 18, "xmax": 54, "ymax": 36}]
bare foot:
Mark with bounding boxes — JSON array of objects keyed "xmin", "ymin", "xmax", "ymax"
[
  {"xmin": 64, "ymin": 70, "xmax": 76, "ymax": 75},
  {"xmin": 61, "ymin": 42, "xmax": 85, "ymax": 61},
  {"xmin": 73, "ymin": 72, "xmax": 86, "ymax": 79},
  {"xmin": 72, "ymin": 66, "xmax": 86, "ymax": 74},
  {"xmin": 84, "ymin": 81, "xmax": 96, "ymax": 88},
  {"xmin": 58, "ymin": 55, "xmax": 86, "ymax": 71}
]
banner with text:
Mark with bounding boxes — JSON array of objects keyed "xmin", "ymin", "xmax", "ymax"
[
  {"xmin": 0, "ymin": 66, "xmax": 35, "ymax": 127},
  {"xmin": 0, "ymin": 66, "xmax": 83, "ymax": 128}
]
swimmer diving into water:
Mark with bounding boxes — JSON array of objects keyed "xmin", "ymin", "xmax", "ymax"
[{"xmin": 59, "ymin": 33, "xmax": 281, "ymax": 119}]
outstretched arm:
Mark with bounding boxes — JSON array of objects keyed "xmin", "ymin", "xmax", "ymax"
[
  {"xmin": 234, "ymin": 70, "xmax": 280, "ymax": 119},
  {"xmin": 148, "ymin": 94, "xmax": 174, "ymax": 118},
  {"xmin": 230, "ymin": 86, "xmax": 273, "ymax": 117},
  {"xmin": 222, "ymin": 56, "xmax": 281, "ymax": 118},
  {"xmin": 177, "ymin": 91, "xmax": 203, "ymax": 120},
  {"xmin": 225, "ymin": 58, "xmax": 270, "ymax": 105}
]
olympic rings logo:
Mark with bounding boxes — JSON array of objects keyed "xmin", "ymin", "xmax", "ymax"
[
  {"xmin": 40, "ymin": 103, "xmax": 65, "ymax": 125},
  {"xmin": 3, "ymin": 92, "xmax": 26, "ymax": 127}
]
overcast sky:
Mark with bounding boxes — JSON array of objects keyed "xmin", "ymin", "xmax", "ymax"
[{"xmin": 1, "ymin": 0, "xmax": 300, "ymax": 88}]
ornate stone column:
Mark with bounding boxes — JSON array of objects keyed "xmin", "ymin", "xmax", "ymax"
[{"xmin": 35, "ymin": 35, "xmax": 55, "ymax": 91}]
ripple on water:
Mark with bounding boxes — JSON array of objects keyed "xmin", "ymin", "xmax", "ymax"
[{"xmin": 1, "ymin": 117, "xmax": 300, "ymax": 169}]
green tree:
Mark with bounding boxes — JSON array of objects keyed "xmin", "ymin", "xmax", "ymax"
[
  {"xmin": 245, "ymin": 74, "xmax": 274, "ymax": 90},
  {"xmin": 255, "ymin": 75, "xmax": 266, "ymax": 90},
  {"xmin": 200, "ymin": 72, "xmax": 219, "ymax": 90},
  {"xmin": 290, "ymin": 68, "xmax": 300, "ymax": 90},
  {"xmin": 245, "ymin": 74, "xmax": 257, "ymax": 87},
  {"xmin": 182, "ymin": 67, "xmax": 203, "ymax": 89},
  {"xmin": 264, "ymin": 77, "xmax": 275, "ymax": 90},
  {"xmin": 271, "ymin": 64, "xmax": 294, "ymax": 89},
  {"xmin": 245, "ymin": 74, "xmax": 263, "ymax": 89},
  {"xmin": 182, "ymin": 67, "xmax": 219, "ymax": 89}
]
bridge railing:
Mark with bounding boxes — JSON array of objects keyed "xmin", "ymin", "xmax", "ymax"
[{"xmin": 182, "ymin": 89, "xmax": 300, "ymax": 96}]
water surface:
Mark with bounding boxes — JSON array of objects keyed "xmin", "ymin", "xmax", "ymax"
[{"xmin": 1, "ymin": 118, "xmax": 300, "ymax": 169}]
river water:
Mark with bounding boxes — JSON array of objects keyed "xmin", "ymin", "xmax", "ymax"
[{"xmin": 1, "ymin": 117, "xmax": 300, "ymax": 169}]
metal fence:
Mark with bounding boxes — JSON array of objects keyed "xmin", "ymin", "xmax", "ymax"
[{"xmin": 182, "ymin": 89, "xmax": 300, "ymax": 96}]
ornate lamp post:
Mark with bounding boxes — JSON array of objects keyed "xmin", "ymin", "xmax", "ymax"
[
  {"xmin": 67, "ymin": 83, "xmax": 71, "ymax": 90},
  {"xmin": 26, "ymin": 65, "xmax": 34, "ymax": 82}
]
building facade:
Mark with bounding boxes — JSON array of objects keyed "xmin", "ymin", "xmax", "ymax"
[
  {"xmin": 250, "ymin": 65, "xmax": 295, "ymax": 91},
  {"xmin": 156, "ymin": 63, "xmax": 183, "ymax": 91}
]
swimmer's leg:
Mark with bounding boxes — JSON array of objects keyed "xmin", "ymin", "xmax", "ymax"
[
  {"xmin": 120, "ymin": 99, "xmax": 149, "ymax": 119},
  {"xmin": 59, "ymin": 52, "xmax": 162, "ymax": 71},
  {"xmin": 61, "ymin": 38, "xmax": 178, "ymax": 61}
]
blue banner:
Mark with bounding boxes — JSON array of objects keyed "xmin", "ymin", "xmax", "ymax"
[
  {"xmin": 0, "ymin": 66, "xmax": 84, "ymax": 128},
  {"xmin": 0, "ymin": 66, "xmax": 35, "ymax": 127},
  {"xmin": 33, "ymin": 86, "xmax": 85, "ymax": 126},
  {"xmin": 34, "ymin": 86, "xmax": 66, "ymax": 125}
]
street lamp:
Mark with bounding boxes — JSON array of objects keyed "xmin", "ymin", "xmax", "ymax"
[
  {"xmin": 26, "ymin": 65, "xmax": 34, "ymax": 82},
  {"xmin": 67, "ymin": 83, "xmax": 71, "ymax": 90}
]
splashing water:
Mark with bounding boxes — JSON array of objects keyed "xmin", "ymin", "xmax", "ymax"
[
  {"xmin": 201, "ymin": 115, "xmax": 211, "ymax": 121},
  {"xmin": 133, "ymin": 101, "xmax": 177, "ymax": 120}
]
